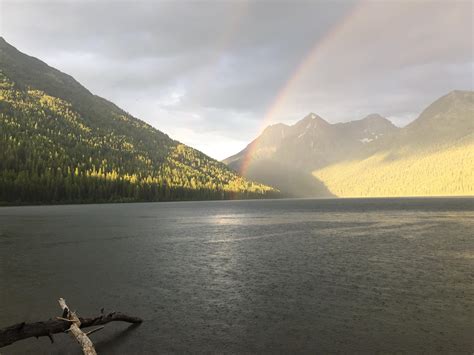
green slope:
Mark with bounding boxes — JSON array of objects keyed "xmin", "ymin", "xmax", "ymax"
[
  {"xmin": 0, "ymin": 38, "xmax": 278, "ymax": 204},
  {"xmin": 312, "ymin": 91, "xmax": 474, "ymax": 197},
  {"xmin": 313, "ymin": 137, "xmax": 474, "ymax": 197}
]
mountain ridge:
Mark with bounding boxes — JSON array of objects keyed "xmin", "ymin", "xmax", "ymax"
[
  {"xmin": 224, "ymin": 90, "xmax": 474, "ymax": 197},
  {"xmin": 224, "ymin": 111, "xmax": 398, "ymax": 170}
]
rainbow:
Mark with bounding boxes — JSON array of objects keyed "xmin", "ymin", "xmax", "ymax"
[{"xmin": 239, "ymin": 1, "xmax": 364, "ymax": 176}]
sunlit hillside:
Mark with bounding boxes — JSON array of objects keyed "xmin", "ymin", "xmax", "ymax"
[
  {"xmin": 0, "ymin": 38, "xmax": 278, "ymax": 204},
  {"xmin": 313, "ymin": 138, "xmax": 474, "ymax": 197}
]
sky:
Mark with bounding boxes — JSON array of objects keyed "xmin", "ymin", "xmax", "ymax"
[{"xmin": 1, "ymin": 0, "xmax": 473, "ymax": 160}]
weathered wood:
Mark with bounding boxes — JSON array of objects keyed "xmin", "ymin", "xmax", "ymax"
[
  {"xmin": 85, "ymin": 326, "xmax": 105, "ymax": 336},
  {"xmin": 0, "ymin": 303, "xmax": 142, "ymax": 349},
  {"xmin": 58, "ymin": 298, "xmax": 97, "ymax": 355}
]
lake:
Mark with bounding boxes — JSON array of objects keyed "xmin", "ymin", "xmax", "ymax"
[{"xmin": 0, "ymin": 198, "xmax": 473, "ymax": 353}]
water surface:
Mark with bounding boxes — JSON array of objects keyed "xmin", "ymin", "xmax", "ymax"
[{"xmin": 1, "ymin": 198, "xmax": 473, "ymax": 353}]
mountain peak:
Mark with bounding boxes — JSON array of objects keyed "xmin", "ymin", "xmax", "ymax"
[
  {"xmin": 359, "ymin": 113, "xmax": 396, "ymax": 129},
  {"xmin": 362, "ymin": 113, "xmax": 385, "ymax": 121},
  {"xmin": 264, "ymin": 122, "xmax": 289, "ymax": 131},
  {"xmin": 304, "ymin": 112, "xmax": 326, "ymax": 121},
  {"xmin": 295, "ymin": 113, "xmax": 329, "ymax": 128},
  {"xmin": 404, "ymin": 90, "xmax": 474, "ymax": 140},
  {"xmin": 430, "ymin": 90, "xmax": 473, "ymax": 105},
  {"xmin": 448, "ymin": 89, "xmax": 472, "ymax": 96},
  {"xmin": 257, "ymin": 122, "xmax": 290, "ymax": 144}
]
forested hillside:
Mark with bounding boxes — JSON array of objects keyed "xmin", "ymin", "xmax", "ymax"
[
  {"xmin": 312, "ymin": 91, "xmax": 474, "ymax": 197},
  {"xmin": 0, "ymin": 38, "xmax": 278, "ymax": 204},
  {"xmin": 314, "ymin": 137, "xmax": 474, "ymax": 197}
]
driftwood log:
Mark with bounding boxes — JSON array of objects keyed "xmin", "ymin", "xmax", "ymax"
[
  {"xmin": 0, "ymin": 298, "xmax": 142, "ymax": 353},
  {"xmin": 58, "ymin": 298, "xmax": 97, "ymax": 355}
]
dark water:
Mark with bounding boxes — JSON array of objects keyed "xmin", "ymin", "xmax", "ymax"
[{"xmin": 0, "ymin": 198, "xmax": 473, "ymax": 354}]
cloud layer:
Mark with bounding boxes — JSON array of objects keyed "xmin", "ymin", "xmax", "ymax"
[{"xmin": 1, "ymin": 0, "xmax": 472, "ymax": 159}]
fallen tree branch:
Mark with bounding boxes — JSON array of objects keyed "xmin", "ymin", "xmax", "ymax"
[
  {"xmin": 56, "ymin": 317, "xmax": 75, "ymax": 322},
  {"xmin": 58, "ymin": 297, "xmax": 96, "ymax": 355},
  {"xmin": 0, "ymin": 301, "xmax": 142, "ymax": 349},
  {"xmin": 85, "ymin": 326, "xmax": 105, "ymax": 336}
]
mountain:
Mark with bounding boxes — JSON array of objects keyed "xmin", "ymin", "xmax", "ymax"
[
  {"xmin": 224, "ymin": 91, "xmax": 474, "ymax": 197},
  {"xmin": 224, "ymin": 112, "xmax": 398, "ymax": 196},
  {"xmin": 397, "ymin": 90, "xmax": 474, "ymax": 146},
  {"xmin": 225, "ymin": 113, "xmax": 397, "ymax": 171},
  {"xmin": 0, "ymin": 38, "xmax": 278, "ymax": 204}
]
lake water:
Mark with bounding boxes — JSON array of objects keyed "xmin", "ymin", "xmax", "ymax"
[{"xmin": 0, "ymin": 198, "xmax": 473, "ymax": 353}]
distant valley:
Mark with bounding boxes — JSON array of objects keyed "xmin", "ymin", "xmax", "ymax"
[{"xmin": 224, "ymin": 91, "xmax": 474, "ymax": 197}]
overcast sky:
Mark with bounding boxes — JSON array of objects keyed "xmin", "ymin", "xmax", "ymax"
[{"xmin": 1, "ymin": 0, "xmax": 472, "ymax": 160}]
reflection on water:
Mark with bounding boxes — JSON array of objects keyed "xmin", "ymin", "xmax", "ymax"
[{"xmin": 0, "ymin": 198, "xmax": 473, "ymax": 353}]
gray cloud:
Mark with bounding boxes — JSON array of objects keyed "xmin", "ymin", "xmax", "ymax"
[{"xmin": 1, "ymin": 0, "xmax": 472, "ymax": 159}]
